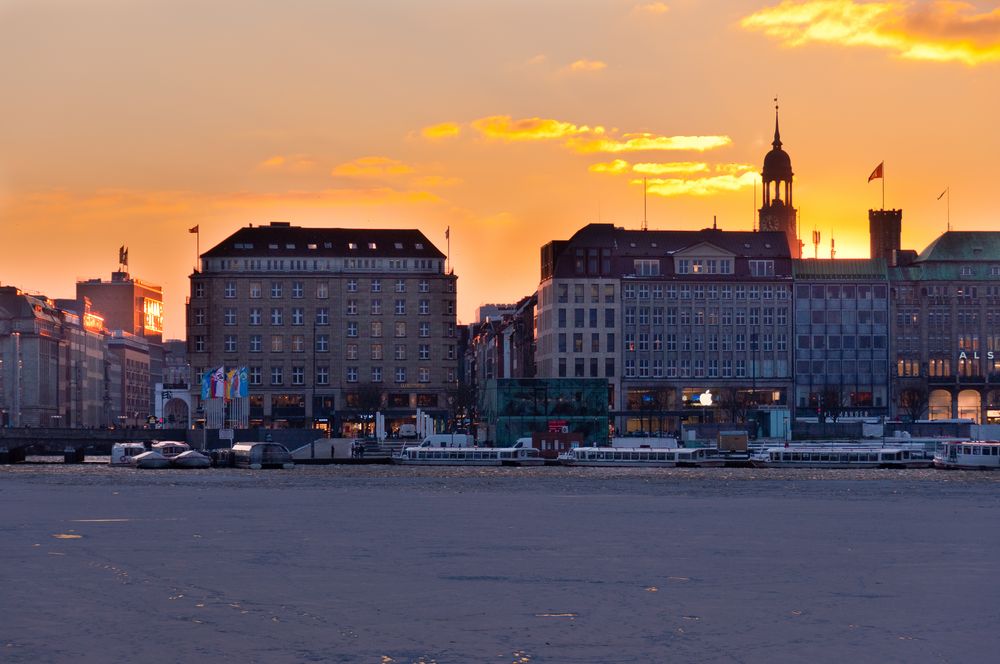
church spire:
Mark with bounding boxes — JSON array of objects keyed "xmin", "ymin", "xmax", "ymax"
[{"xmin": 772, "ymin": 97, "xmax": 782, "ymax": 149}]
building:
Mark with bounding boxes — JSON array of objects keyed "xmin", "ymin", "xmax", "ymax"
[
  {"xmin": 54, "ymin": 297, "xmax": 113, "ymax": 427},
  {"xmin": 480, "ymin": 377, "xmax": 609, "ymax": 447},
  {"xmin": 76, "ymin": 269, "xmax": 164, "ymax": 416},
  {"xmin": 792, "ymin": 259, "xmax": 891, "ymax": 420},
  {"xmin": 889, "ymin": 231, "xmax": 1000, "ymax": 423},
  {"xmin": 186, "ymin": 222, "xmax": 459, "ymax": 433},
  {"xmin": 107, "ymin": 331, "xmax": 151, "ymax": 427},
  {"xmin": 759, "ymin": 107, "xmax": 801, "ymax": 258},
  {"xmin": 536, "ymin": 223, "xmax": 794, "ymax": 435}
]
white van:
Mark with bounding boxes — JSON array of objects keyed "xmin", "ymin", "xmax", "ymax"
[{"xmin": 417, "ymin": 433, "xmax": 474, "ymax": 448}]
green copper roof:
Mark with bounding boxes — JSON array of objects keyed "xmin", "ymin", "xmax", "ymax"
[
  {"xmin": 917, "ymin": 231, "xmax": 1000, "ymax": 262},
  {"xmin": 792, "ymin": 258, "xmax": 887, "ymax": 279}
]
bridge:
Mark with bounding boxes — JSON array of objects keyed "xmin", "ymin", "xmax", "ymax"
[{"xmin": 0, "ymin": 427, "xmax": 189, "ymax": 457}]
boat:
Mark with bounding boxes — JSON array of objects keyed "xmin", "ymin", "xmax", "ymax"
[
  {"xmin": 394, "ymin": 446, "xmax": 544, "ymax": 466},
  {"xmin": 171, "ymin": 450, "xmax": 212, "ymax": 469},
  {"xmin": 751, "ymin": 446, "xmax": 934, "ymax": 469},
  {"xmin": 232, "ymin": 442, "xmax": 295, "ymax": 469},
  {"xmin": 558, "ymin": 446, "xmax": 724, "ymax": 468},
  {"xmin": 133, "ymin": 450, "xmax": 171, "ymax": 469},
  {"xmin": 151, "ymin": 440, "xmax": 191, "ymax": 459},
  {"xmin": 109, "ymin": 442, "xmax": 147, "ymax": 466},
  {"xmin": 933, "ymin": 441, "xmax": 1000, "ymax": 470}
]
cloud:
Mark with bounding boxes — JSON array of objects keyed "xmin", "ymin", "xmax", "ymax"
[
  {"xmin": 331, "ymin": 156, "xmax": 415, "ymax": 178},
  {"xmin": 741, "ymin": 1, "xmax": 1000, "ymax": 65},
  {"xmin": 213, "ymin": 187, "xmax": 441, "ymax": 208},
  {"xmin": 421, "ymin": 122, "xmax": 461, "ymax": 140},
  {"xmin": 632, "ymin": 161, "xmax": 711, "ymax": 175},
  {"xmin": 633, "ymin": 3, "xmax": 670, "ymax": 15},
  {"xmin": 525, "ymin": 54, "xmax": 548, "ymax": 66},
  {"xmin": 566, "ymin": 133, "xmax": 732, "ymax": 153},
  {"xmin": 411, "ymin": 175, "xmax": 463, "ymax": 188},
  {"xmin": 589, "ymin": 159, "xmax": 632, "ymax": 174},
  {"xmin": 257, "ymin": 154, "xmax": 317, "ymax": 172},
  {"xmin": 638, "ymin": 168, "xmax": 759, "ymax": 197},
  {"xmin": 470, "ymin": 115, "xmax": 731, "ymax": 153},
  {"xmin": 565, "ymin": 58, "xmax": 608, "ymax": 73}
]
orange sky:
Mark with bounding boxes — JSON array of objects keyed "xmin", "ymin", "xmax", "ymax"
[{"xmin": 2, "ymin": 0, "xmax": 999, "ymax": 339}]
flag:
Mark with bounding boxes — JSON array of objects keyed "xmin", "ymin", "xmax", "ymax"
[
  {"xmin": 118, "ymin": 245, "xmax": 126, "ymax": 264},
  {"xmin": 189, "ymin": 225, "xmax": 199, "ymax": 233},
  {"xmin": 238, "ymin": 367, "xmax": 249, "ymax": 397},
  {"xmin": 201, "ymin": 369, "xmax": 213, "ymax": 400},
  {"xmin": 937, "ymin": 188, "xmax": 948, "ymax": 200},
  {"xmin": 868, "ymin": 162, "xmax": 884, "ymax": 182},
  {"xmin": 445, "ymin": 226, "xmax": 450, "ymax": 240},
  {"xmin": 225, "ymin": 368, "xmax": 238, "ymax": 401},
  {"xmin": 211, "ymin": 366, "xmax": 226, "ymax": 399}
]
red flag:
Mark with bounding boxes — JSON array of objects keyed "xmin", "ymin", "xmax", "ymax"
[
  {"xmin": 868, "ymin": 162, "xmax": 884, "ymax": 182},
  {"xmin": 188, "ymin": 225, "xmax": 199, "ymax": 233}
]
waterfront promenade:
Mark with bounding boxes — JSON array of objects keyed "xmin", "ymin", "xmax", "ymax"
[{"xmin": 1, "ymin": 465, "xmax": 998, "ymax": 663}]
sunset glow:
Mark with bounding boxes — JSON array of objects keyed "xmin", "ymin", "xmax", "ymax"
[{"xmin": 0, "ymin": 0, "xmax": 997, "ymax": 338}]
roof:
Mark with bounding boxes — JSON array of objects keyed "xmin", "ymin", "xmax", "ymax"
[
  {"xmin": 202, "ymin": 222, "xmax": 445, "ymax": 259},
  {"xmin": 563, "ymin": 223, "xmax": 791, "ymax": 258},
  {"xmin": 793, "ymin": 258, "xmax": 887, "ymax": 279},
  {"xmin": 916, "ymin": 231, "xmax": 1000, "ymax": 262}
]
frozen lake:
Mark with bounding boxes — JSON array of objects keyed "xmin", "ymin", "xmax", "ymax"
[{"xmin": 2, "ymin": 465, "xmax": 998, "ymax": 663}]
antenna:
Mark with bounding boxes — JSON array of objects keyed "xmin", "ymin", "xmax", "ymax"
[
  {"xmin": 830, "ymin": 235, "xmax": 836, "ymax": 260},
  {"xmin": 713, "ymin": 215, "xmax": 718, "ymax": 230},
  {"xmin": 812, "ymin": 229, "xmax": 820, "ymax": 260},
  {"xmin": 642, "ymin": 177, "xmax": 648, "ymax": 231},
  {"xmin": 753, "ymin": 177, "xmax": 757, "ymax": 232}
]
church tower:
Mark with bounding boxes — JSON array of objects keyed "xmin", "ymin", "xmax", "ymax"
[{"xmin": 759, "ymin": 104, "xmax": 801, "ymax": 258}]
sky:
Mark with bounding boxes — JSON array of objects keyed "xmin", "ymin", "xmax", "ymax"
[{"xmin": 1, "ymin": 0, "xmax": 999, "ymax": 339}]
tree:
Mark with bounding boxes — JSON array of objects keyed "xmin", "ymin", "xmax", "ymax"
[
  {"xmin": 718, "ymin": 387, "xmax": 749, "ymax": 425},
  {"xmin": 819, "ymin": 386, "xmax": 844, "ymax": 423},
  {"xmin": 447, "ymin": 383, "xmax": 477, "ymax": 429},
  {"xmin": 899, "ymin": 387, "xmax": 929, "ymax": 422}
]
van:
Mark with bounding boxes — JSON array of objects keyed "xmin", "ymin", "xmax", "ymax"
[{"xmin": 417, "ymin": 433, "xmax": 474, "ymax": 448}]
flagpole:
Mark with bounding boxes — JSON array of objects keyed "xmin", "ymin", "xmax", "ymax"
[
  {"xmin": 947, "ymin": 187, "xmax": 950, "ymax": 231},
  {"xmin": 882, "ymin": 163, "xmax": 885, "ymax": 210}
]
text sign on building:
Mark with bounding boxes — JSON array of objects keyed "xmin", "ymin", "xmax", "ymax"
[
  {"xmin": 143, "ymin": 298, "xmax": 164, "ymax": 334},
  {"xmin": 958, "ymin": 351, "xmax": 995, "ymax": 360},
  {"xmin": 548, "ymin": 419, "xmax": 568, "ymax": 433}
]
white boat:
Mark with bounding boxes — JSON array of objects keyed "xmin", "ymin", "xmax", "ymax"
[
  {"xmin": 558, "ymin": 446, "xmax": 724, "ymax": 468},
  {"xmin": 934, "ymin": 441, "xmax": 1000, "ymax": 470},
  {"xmin": 751, "ymin": 446, "xmax": 934, "ymax": 469},
  {"xmin": 394, "ymin": 446, "xmax": 544, "ymax": 466},
  {"xmin": 133, "ymin": 450, "xmax": 171, "ymax": 469},
  {"xmin": 110, "ymin": 442, "xmax": 147, "ymax": 466},
  {"xmin": 151, "ymin": 440, "xmax": 191, "ymax": 459},
  {"xmin": 171, "ymin": 450, "xmax": 212, "ymax": 469},
  {"xmin": 232, "ymin": 442, "xmax": 295, "ymax": 469}
]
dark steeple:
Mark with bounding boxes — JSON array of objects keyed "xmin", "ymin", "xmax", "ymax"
[{"xmin": 759, "ymin": 99, "xmax": 800, "ymax": 258}]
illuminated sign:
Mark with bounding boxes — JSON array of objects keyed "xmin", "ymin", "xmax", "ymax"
[
  {"xmin": 698, "ymin": 390, "xmax": 713, "ymax": 406},
  {"xmin": 82, "ymin": 312, "xmax": 104, "ymax": 332},
  {"xmin": 958, "ymin": 351, "xmax": 995, "ymax": 360},
  {"xmin": 143, "ymin": 299, "xmax": 164, "ymax": 333}
]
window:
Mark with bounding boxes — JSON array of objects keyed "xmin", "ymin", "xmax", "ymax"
[
  {"xmin": 224, "ymin": 308, "xmax": 237, "ymax": 326},
  {"xmin": 419, "ymin": 279, "xmax": 429, "ymax": 293},
  {"xmin": 271, "ymin": 366, "xmax": 283, "ymax": 385},
  {"xmin": 749, "ymin": 260, "xmax": 775, "ymax": 277},
  {"xmin": 371, "ymin": 367, "xmax": 383, "ymax": 383},
  {"xmin": 316, "ymin": 308, "xmax": 329, "ymax": 325},
  {"xmin": 193, "ymin": 308, "xmax": 206, "ymax": 325},
  {"xmin": 249, "ymin": 282, "xmax": 262, "ymax": 298},
  {"xmin": 346, "ymin": 343, "xmax": 358, "ymax": 360},
  {"xmin": 371, "ymin": 321, "xmax": 383, "ymax": 338},
  {"xmin": 419, "ymin": 322, "xmax": 430, "ymax": 338},
  {"xmin": 224, "ymin": 335, "xmax": 237, "ymax": 353},
  {"xmin": 395, "ymin": 344, "xmax": 406, "ymax": 360},
  {"xmin": 249, "ymin": 335, "xmax": 262, "ymax": 352},
  {"xmin": 419, "ymin": 368, "xmax": 430, "ymax": 383},
  {"xmin": 248, "ymin": 308, "xmax": 261, "ymax": 326},
  {"xmin": 291, "ymin": 335, "xmax": 304, "ymax": 352},
  {"xmin": 347, "ymin": 321, "xmax": 358, "ymax": 337},
  {"xmin": 292, "ymin": 308, "xmax": 304, "ymax": 325},
  {"xmin": 224, "ymin": 281, "xmax": 236, "ymax": 298},
  {"xmin": 271, "ymin": 308, "xmax": 283, "ymax": 325},
  {"xmin": 346, "ymin": 367, "xmax": 358, "ymax": 383},
  {"xmin": 346, "ymin": 299, "xmax": 358, "ymax": 315},
  {"xmin": 371, "ymin": 279, "xmax": 381, "ymax": 293},
  {"xmin": 395, "ymin": 279, "xmax": 406, "ymax": 293},
  {"xmin": 395, "ymin": 321, "xmax": 407, "ymax": 337},
  {"xmin": 316, "ymin": 366, "xmax": 329, "ymax": 385},
  {"xmin": 271, "ymin": 335, "xmax": 283, "ymax": 352},
  {"xmin": 292, "ymin": 366, "xmax": 304, "ymax": 385},
  {"xmin": 419, "ymin": 299, "xmax": 430, "ymax": 315},
  {"xmin": 316, "ymin": 282, "xmax": 329, "ymax": 299},
  {"xmin": 395, "ymin": 299, "xmax": 406, "ymax": 315},
  {"xmin": 249, "ymin": 366, "xmax": 262, "ymax": 385},
  {"xmin": 559, "ymin": 334, "xmax": 566, "ymax": 353},
  {"xmin": 395, "ymin": 367, "xmax": 407, "ymax": 383},
  {"xmin": 270, "ymin": 282, "xmax": 282, "ymax": 298},
  {"xmin": 292, "ymin": 281, "xmax": 304, "ymax": 298},
  {"xmin": 371, "ymin": 299, "xmax": 382, "ymax": 315},
  {"xmin": 194, "ymin": 283, "xmax": 205, "ymax": 298},
  {"xmin": 634, "ymin": 259, "xmax": 660, "ymax": 276},
  {"xmin": 194, "ymin": 336, "xmax": 205, "ymax": 352},
  {"xmin": 419, "ymin": 344, "xmax": 430, "ymax": 360},
  {"xmin": 346, "ymin": 279, "xmax": 358, "ymax": 293}
]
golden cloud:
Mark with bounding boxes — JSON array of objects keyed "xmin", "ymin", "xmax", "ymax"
[
  {"xmin": 470, "ymin": 115, "xmax": 731, "ymax": 154},
  {"xmin": 214, "ymin": 187, "xmax": 441, "ymax": 208},
  {"xmin": 589, "ymin": 159, "xmax": 632, "ymax": 174},
  {"xmin": 411, "ymin": 175, "xmax": 463, "ymax": 188},
  {"xmin": 567, "ymin": 58, "xmax": 608, "ymax": 72},
  {"xmin": 633, "ymin": 2, "xmax": 670, "ymax": 15},
  {"xmin": 632, "ymin": 161, "xmax": 710, "ymax": 175},
  {"xmin": 638, "ymin": 171, "xmax": 759, "ymax": 197},
  {"xmin": 566, "ymin": 133, "xmax": 732, "ymax": 153},
  {"xmin": 331, "ymin": 156, "xmax": 415, "ymax": 177},
  {"xmin": 741, "ymin": 1, "xmax": 1000, "ymax": 65},
  {"xmin": 258, "ymin": 154, "xmax": 317, "ymax": 171},
  {"xmin": 421, "ymin": 122, "xmax": 461, "ymax": 139}
]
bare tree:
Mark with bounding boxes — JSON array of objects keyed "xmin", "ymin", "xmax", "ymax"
[
  {"xmin": 899, "ymin": 386, "xmax": 929, "ymax": 422},
  {"xmin": 719, "ymin": 387, "xmax": 749, "ymax": 424},
  {"xmin": 819, "ymin": 386, "xmax": 844, "ymax": 423},
  {"xmin": 355, "ymin": 384, "xmax": 385, "ymax": 437}
]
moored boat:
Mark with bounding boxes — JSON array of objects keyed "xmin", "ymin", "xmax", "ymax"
[
  {"xmin": 558, "ymin": 446, "xmax": 724, "ymax": 468},
  {"xmin": 151, "ymin": 440, "xmax": 191, "ymax": 459},
  {"xmin": 110, "ymin": 442, "xmax": 147, "ymax": 466},
  {"xmin": 933, "ymin": 441, "xmax": 1000, "ymax": 470},
  {"xmin": 232, "ymin": 442, "xmax": 295, "ymax": 469},
  {"xmin": 171, "ymin": 450, "xmax": 212, "ymax": 469},
  {"xmin": 133, "ymin": 450, "xmax": 171, "ymax": 469},
  {"xmin": 751, "ymin": 446, "xmax": 934, "ymax": 469},
  {"xmin": 394, "ymin": 446, "xmax": 544, "ymax": 466}
]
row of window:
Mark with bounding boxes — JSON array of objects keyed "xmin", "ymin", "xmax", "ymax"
[
  {"xmin": 795, "ymin": 284, "xmax": 888, "ymax": 300},
  {"xmin": 798, "ymin": 309, "xmax": 888, "ymax": 325},
  {"xmin": 794, "ymin": 360, "xmax": 888, "ymax": 377},
  {"xmin": 555, "ymin": 306, "xmax": 791, "ymax": 328},
  {"xmin": 620, "ymin": 283, "xmax": 790, "ymax": 300},
  {"xmin": 194, "ymin": 277, "xmax": 455, "ymax": 299},
  {"xmin": 796, "ymin": 335, "xmax": 888, "ymax": 350},
  {"xmin": 217, "ymin": 365, "xmax": 447, "ymax": 386}
]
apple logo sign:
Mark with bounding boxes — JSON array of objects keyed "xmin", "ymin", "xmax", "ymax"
[{"xmin": 698, "ymin": 389, "xmax": 713, "ymax": 406}]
